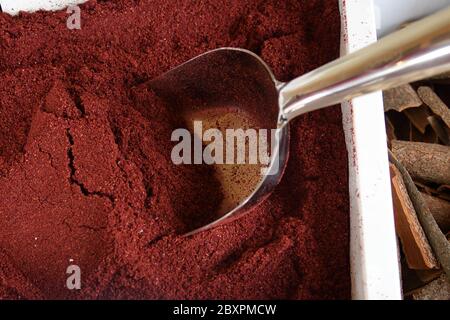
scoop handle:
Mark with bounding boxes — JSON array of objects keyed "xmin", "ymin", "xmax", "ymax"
[{"xmin": 279, "ymin": 6, "xmax": 450, "ymax": 124}]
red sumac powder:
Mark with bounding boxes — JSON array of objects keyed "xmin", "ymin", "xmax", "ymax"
[{"xmin": 0, "ymin": 0, "xmax": 350, "ymax": 299}]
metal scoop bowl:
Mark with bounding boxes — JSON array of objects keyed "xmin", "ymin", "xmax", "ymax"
[{"xmin": 150, "ymin": 7, "xmax": 450, "ymax": 236}]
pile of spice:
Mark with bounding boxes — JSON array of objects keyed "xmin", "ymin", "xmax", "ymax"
[
  {"xmin": 385, "ymin": 72, "xmax": 450, "ymax": 299},
  {"xmin": 0, "ymin": 0, "xmax": 350, "ymax": 299}
]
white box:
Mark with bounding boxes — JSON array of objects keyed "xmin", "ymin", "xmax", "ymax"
[
  {"xmin": 341, "ymin": 0, "xmax": 450, "ymax": 300},
  {"xmin": 340, "ymin": 0, "xmax": 401, "ymax": 300},
  {"xmin": 5, "ymin": 0, "xmax": 447, "ymax": 300}
]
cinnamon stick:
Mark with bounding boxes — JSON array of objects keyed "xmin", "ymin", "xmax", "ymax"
[
  {"xmin": 384, "ymin": 85, "xmax": 422, "ymax": 112},
  {"xmin": 390, "ymin": 164, "xmax": 438, "ymax": 269},
  {"xmin": 420, "ymin": 192, "xmax": 450, "ymax": 233},
  {"xmin": 404, "ymin": 106, "xmax": 430, "ymax": 134},
  {"xmin": 417, "ymin": 86, "xmax": 450, "ymax": 129},
  {"xmin": 391, "ymin": 140, "xmax": 450, "ymax": 185},
  {"xmin": 427, "ymin": 115, "xmax": 450, "ymax": 146},
  {"xmin": 389, "ymin": 151, "xmax": 450, "ymax": 279}
]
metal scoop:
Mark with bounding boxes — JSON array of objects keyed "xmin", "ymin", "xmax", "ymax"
[{"xmin": 150, "ymin": 7, "xmax": 450, "ymax": 236}]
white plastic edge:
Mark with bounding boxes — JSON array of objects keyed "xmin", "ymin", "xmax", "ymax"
[
  {"xmin": 0, "ymin": 0, "xmax": 86, "ymax": 14},
  {"xmin": 339, "ymin": 0, "xmax": 402, "ymax": 300}
]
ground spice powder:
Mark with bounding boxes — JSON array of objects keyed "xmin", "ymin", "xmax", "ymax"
[{"xmin": 0, "ymin": 0, "xmax": 350, "ymax": 299}]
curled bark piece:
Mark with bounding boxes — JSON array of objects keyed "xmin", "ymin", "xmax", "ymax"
[
  {"xmin": 391, "ymin": 140, "xmax": 450, "ymax": 185},
  {"xmin": 384, "ymin": 85, "xmax": 422, "ymax": 112},
  {"xmin": 390, "ymin": 165, "xmax": 438, "ymax": 269},
  {"xmin": 404, "ymin": 106, "xmax": 430, "ymax": 134},
  {"xmin": 417, "ymin": 86, "xmax": 450, "ymax": 129},
  {"xmin": 420, "ymin": 192, "xmax": 450, "ymax": 233},
  {"xmin": 389, "ymin": 151, "xmax": 450, "ymax": 280},
  {"xmin": 427, "ymin": 115, "xmax": 450, "ymax": 146}
]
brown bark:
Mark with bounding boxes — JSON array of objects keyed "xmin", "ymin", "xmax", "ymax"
[
  {"xmin": 390, "ymin": 164, "xmax": 438, "ymax": 269},
  {"xmin": 421, "ymin": 192, "xmax": 450, "ymax": 233},
  {"xmin": 384, "ymin": 84, "xmax": 422, "ymax": 112},
  {"xmin": 427, "ymin": 115, "xmax": 450, "ymax": 146},
  {"xmin": 391, "ymin": 140, "xmax": 450, "ymax": 185},
  {"xmin": 417, "ymin": 86, "xmax": 450, "ymax": 129},
  {"xmin": 389, "ymin": 151, "xmax": 450, "ymax": 279},
  {"xmin": 404, "ymin": 106, "xmax": 430, "ymax": 134}
]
